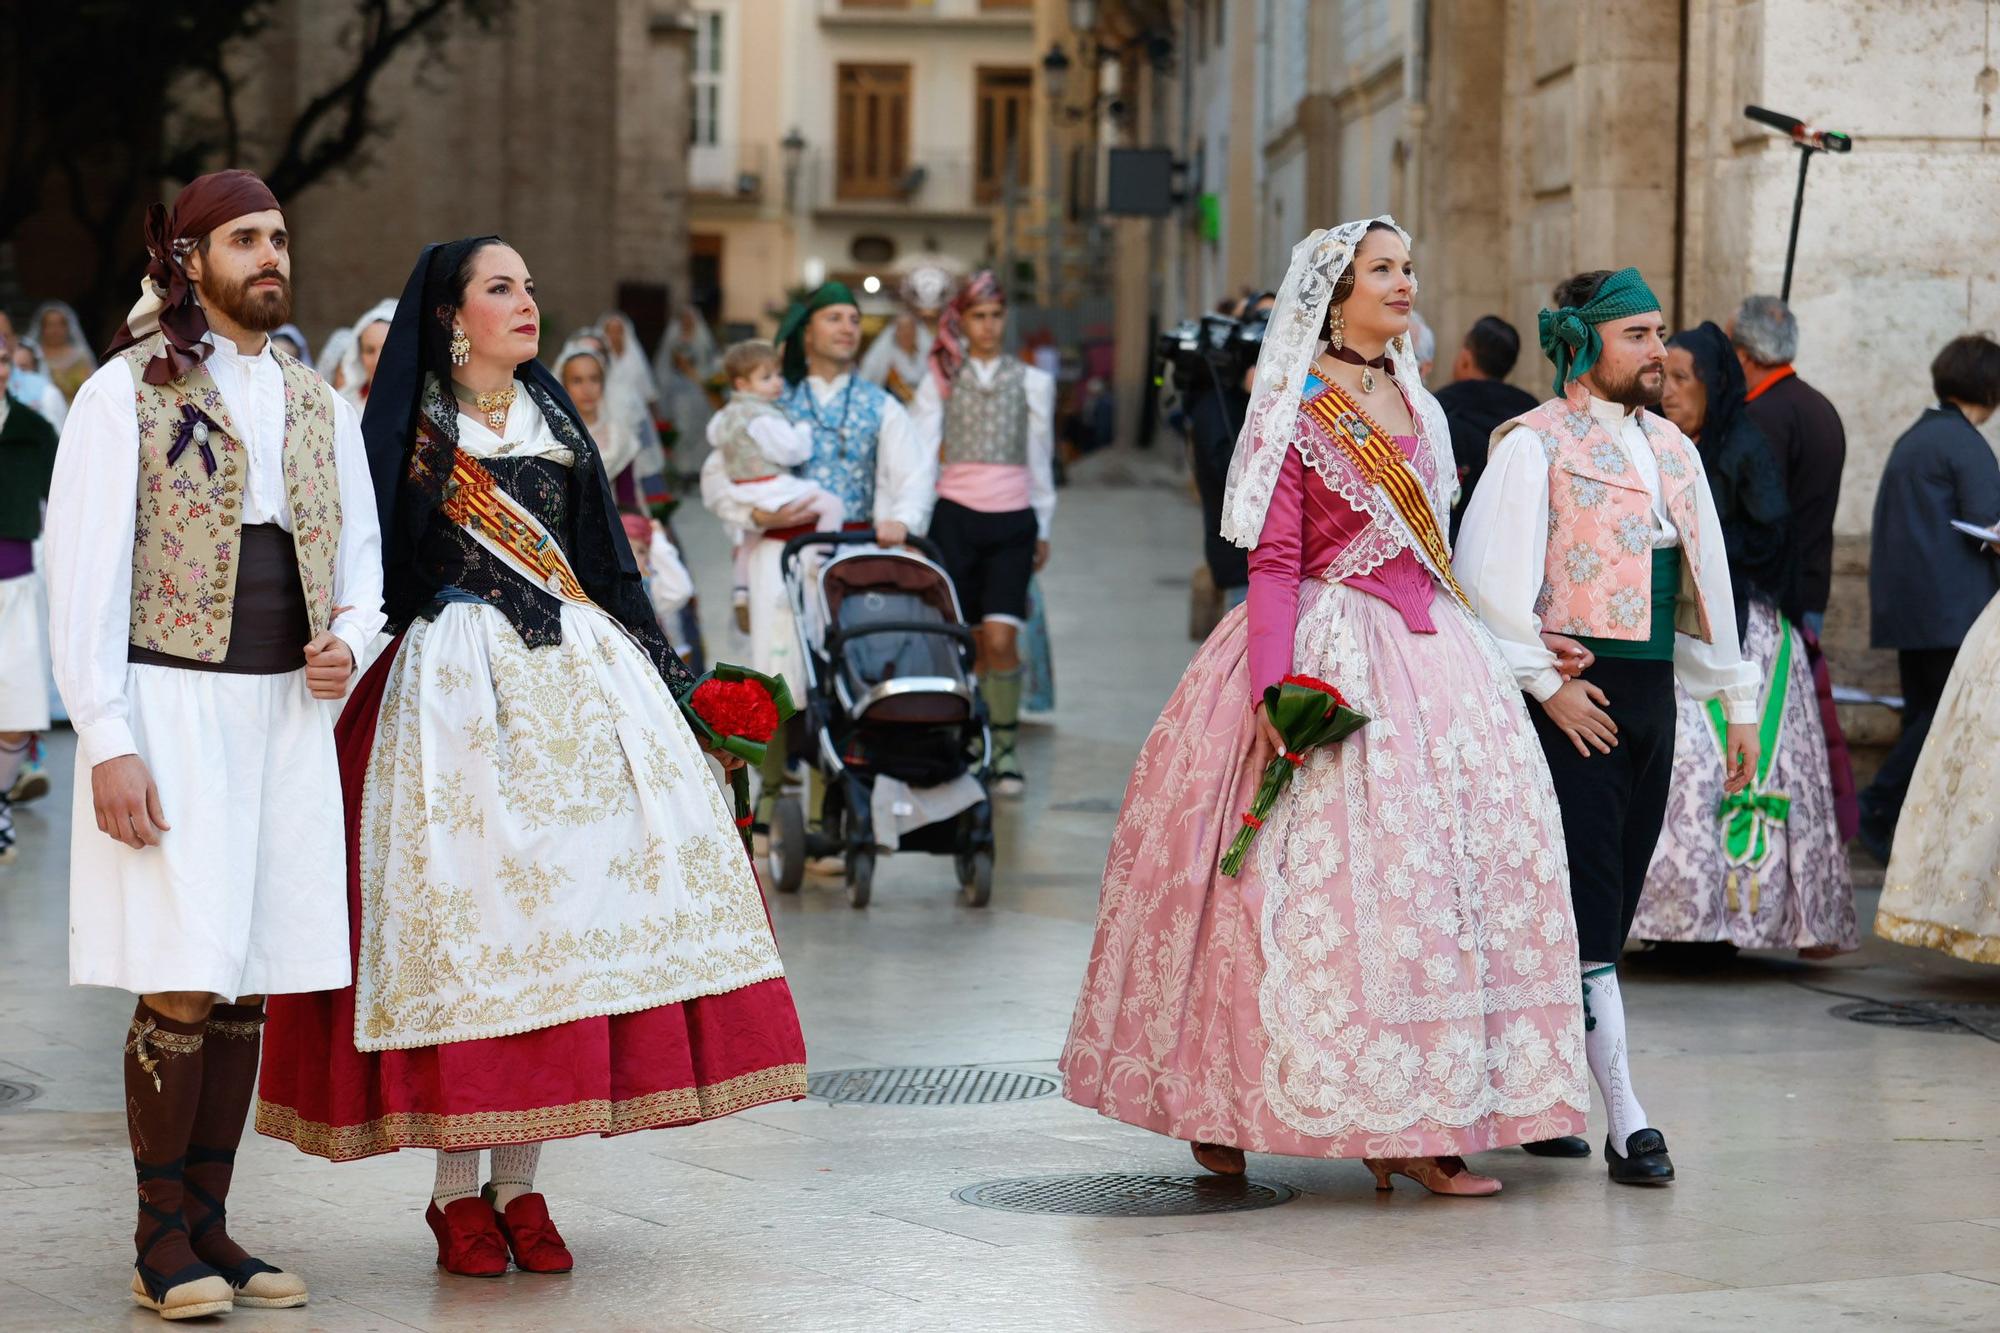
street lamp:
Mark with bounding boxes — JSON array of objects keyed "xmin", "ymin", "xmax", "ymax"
[
  {"xmin": 1040, "ymin": 43, "xmax": 1072, "ymax": 105},
  {"xmin": 780, "ymin": 127, "xmax": 807, "ymax": 211}
]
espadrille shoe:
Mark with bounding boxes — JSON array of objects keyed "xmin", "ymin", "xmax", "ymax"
[
  {"xmin": 227, "ymin": 1264, "xmax": 309, "ymax": 1309},
  {"xmin": 129, "ymin": 1269, "xmax": 234, "ymax": 1321}
]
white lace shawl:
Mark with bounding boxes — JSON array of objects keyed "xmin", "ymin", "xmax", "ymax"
[{"xmin": 1221, "ymin": 217, "xmax": 1454, "ymax": 584}]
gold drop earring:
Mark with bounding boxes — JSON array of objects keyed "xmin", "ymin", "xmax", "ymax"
[
  {"xmin": 1328, "ymin": 304, "xmax": 1345, "ymax": 351},
  {"xmin": 449, "ymin": 324, "xmax": 471, "ymax": 367}
]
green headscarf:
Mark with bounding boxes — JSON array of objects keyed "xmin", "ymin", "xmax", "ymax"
[
  {"xmin": 774, "ymin": 281, "xmax": 859, "ymax": 385},
  {"xmin": 1537, "ymin": 267, "xmax": 1662, "ymax": 398}
]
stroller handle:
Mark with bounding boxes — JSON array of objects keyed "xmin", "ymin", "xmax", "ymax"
[{"xmin": 780, "ymin": 529, "xmax": 947, "ymax": 567}]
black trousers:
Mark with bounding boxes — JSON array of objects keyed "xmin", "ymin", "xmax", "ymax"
[
  {"xmin": 1527, "ymin": 658, "xmax": 1678, "ymax": 962},
  {"xmin": 1860, "ymin": 647, "xmax": 1960, "ymax": 836}
]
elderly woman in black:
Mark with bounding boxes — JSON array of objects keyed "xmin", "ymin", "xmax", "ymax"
[{"xmin": 1629, "ymin": 321, "xmax": 1856, "ymax": 957}]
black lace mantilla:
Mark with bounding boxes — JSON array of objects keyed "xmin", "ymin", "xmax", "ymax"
[{"xmin": 394, "ymin": 374, "xmax": 696, "ymax": 696}]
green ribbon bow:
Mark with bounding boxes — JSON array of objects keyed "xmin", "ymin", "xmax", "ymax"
[
  {"xmin": 1704, "ymin": 618, "xmax": 1795, "ymax": 871},
  {"xmin": 1537, "ymin": 267, "xmax": 1662, "ymax": 398}
]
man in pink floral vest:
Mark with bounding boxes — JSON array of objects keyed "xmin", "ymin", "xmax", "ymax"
[
  {"xmin": 43, "ymin": 170, "xmax": 383, "ymax": 1318},
  {"xmin": 1454, "ymin": 267, "xmax": 1760, "ymax": 1187}
]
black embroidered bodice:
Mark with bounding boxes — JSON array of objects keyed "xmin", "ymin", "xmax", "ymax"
[{"xmin": 392, "ymin": 376, "xmax": 697, "ymax": 698}]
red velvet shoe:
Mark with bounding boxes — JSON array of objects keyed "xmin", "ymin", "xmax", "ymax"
[
  {"xmin": 487, "ymin": 1191, "xmax": 573, "ymax": 1274},
  {"xmin": 424, "ymin": 1198, "xmax": 509, "ymax": 1278}
]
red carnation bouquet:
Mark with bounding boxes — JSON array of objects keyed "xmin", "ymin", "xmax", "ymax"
[
  {"xmin": 1219, "ymin": 673, "xmax": 1369, "ymax": 877},
  {"xmin": 681, "ymin": 665, "xmax": 797, "ymax": 853}
]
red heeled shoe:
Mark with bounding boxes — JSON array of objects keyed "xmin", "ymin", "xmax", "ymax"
[
  {"xmin": 486, "ymin": 1189, "xmax": 574, "ymax": 1274},
  {"xmin": 424, "ymin": 1197, "xmax": 509, "ymax": 1277},
  {"xmin": 1190, "ymin": 1141, "xmax": 1246, "ymax": 1175}
]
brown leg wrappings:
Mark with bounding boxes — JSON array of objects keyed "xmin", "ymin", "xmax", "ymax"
[
  {"xmin": 125, "ymin": 1000, "xmax": 220, "ymax": 1300},
  {"xmin": 184, "ymin": 1003, "xmax": 278, "ymax": 1283}
]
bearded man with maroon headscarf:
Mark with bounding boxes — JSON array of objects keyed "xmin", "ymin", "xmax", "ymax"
[{"xmin": 43, "ymin": 169, "xmax": 383, "ymax": 1319}]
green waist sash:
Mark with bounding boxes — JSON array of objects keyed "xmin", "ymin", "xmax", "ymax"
[{"xmin": 1575, "ymin": 548, "xmax": 1678, "ymax": 662}]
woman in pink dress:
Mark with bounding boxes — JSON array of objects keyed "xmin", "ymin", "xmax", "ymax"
[{"xmin": 1060, "ymin": 218, "xmax": 1588, "ymax": 1195}]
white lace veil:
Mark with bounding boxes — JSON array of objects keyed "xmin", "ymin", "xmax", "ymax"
[{"xmin": 1220, "ymin": 215, "xmax": 1418, "ymax": 549}]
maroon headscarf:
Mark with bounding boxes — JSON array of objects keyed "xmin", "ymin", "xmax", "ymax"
[
  {"xmin": 927, "ymin": 268, "xmax": 1003, "ymax": 397},
  {"xmin": 107, "ymin": 169, "xmax": 283, "ymax": 386}
]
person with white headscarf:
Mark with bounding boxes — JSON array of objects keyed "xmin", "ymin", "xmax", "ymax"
[
  {"xmin": 31, "ymin": 300, "xmax": 97, "ymax": 402},
  {"xmin": 333, "ymin": 298, "xmax": 398, "ymax": 410},
  {"xmin": 1060, "ymin": 217, "xmax": 1586, "ymax": 1197},
  {"xmin": 555, "ymin": 340, "xmax": 641, "ymax": 492},
  {"xmin": 315, "ymin": 327, "xmax": 355, "ymax": 392},
  {"xmin": 653, "ymin": 303, "xmax": 718, "ymax": 474}
]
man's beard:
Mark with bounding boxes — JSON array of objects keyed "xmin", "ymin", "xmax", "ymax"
[
  {"xmin": 203, "ymin": 269, "xmax": 293, "ymax": 333},
  {"xmin": 1595, "ymin": 361, "xmax": 1665, "ymax": 409}
]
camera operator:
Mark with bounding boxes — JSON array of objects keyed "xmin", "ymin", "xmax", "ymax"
[{"xmin": 1174, "ymin": 292, "xmax": 1273, "ymax": 623}]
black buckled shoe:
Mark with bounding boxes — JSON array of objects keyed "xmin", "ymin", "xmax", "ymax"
[
  {"xmin": 1521, "ymin": 1135, "xmax": 1592, "ymax": 1158},
  {"xmin": 1605, "ymin": 1128, "xmax": 1675, "ymax": 1185}
]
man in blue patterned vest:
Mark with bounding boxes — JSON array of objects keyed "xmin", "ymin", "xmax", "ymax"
[{"xmin": 699, "ymin": 282, "xmax": 932, "ymax": 818}]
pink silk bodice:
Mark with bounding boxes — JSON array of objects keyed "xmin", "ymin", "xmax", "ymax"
[{"xmin": 1246, "ymin": 421, "xmax": 1437, "ymax": 697}]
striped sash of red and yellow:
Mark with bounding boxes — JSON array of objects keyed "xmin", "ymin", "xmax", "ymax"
[
  {"xmin": 1299, "ymin": 381, "xmax": 1469, "ymax": 607},
  {"xmin": 439, "ymin": 451, "xmax": 593, "ymax": 607}
]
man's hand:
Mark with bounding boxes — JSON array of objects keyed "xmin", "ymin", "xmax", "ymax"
[
  {"xmin": 875, "ymin": 520, "xmax": 909, "ymax": 548},
  {"xmin": 93, "ymin": 755, "xmax": 170, "ymax": 849},
  {"xmin": 752, "ymin": 499, "xmax": 816, "ymax": 530},
  {"xmin": 1033, "ymin": 540, "xmax": 1051, "ymax": 572},
  {"xmin": 1723, "ymin": 722, "xmax": 1760, "ymax": 795},
  {"xmin": 1539, "ymin": 631, "xmax": 1594, "ymax": 681},
  {"xmin": 303, "ymin": 632, "xmax": 355, "ymax": 700},
  {"xmin": 1540, "ymin": 678, "xmax": 1619, "ymax": 757}
]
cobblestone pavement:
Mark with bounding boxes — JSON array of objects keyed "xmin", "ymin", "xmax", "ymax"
[{"xmin": 2, "ymin": 460, "xmax": 1997, "ymax": 1331}]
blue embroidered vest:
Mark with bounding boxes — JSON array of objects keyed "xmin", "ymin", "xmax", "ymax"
[{"xmin": 779, "ymin": 375, "xmax": 889, "ymax": 518}]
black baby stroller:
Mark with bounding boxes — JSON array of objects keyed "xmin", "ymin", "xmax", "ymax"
[{"xmin": 769, "ymin": 531, "xmax": 995, "ymax": 908}]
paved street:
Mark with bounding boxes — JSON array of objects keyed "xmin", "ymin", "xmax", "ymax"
[{"xmin": 2, "ymin": 458, "xmax": 1998, "ymax": 1332}]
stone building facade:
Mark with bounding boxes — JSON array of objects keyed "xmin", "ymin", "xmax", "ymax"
[{"xmin": 84, "ymin": 0, "xmax": 702, "ymax": 356}]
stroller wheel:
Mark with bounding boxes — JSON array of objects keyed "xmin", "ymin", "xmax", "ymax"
[
  {"xmin": 958, "ymin": 849, "xmax": 994, "ymax": 909},
  {"xmin": 846, "ymin": 849, "xmax": 875, "ymax": 909},
  {"xmin": 770, "ymin": 797, "xmax": 807, "ymax": 895}
]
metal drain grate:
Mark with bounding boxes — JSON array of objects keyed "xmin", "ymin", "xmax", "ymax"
[
  {"xmin": 0, "ymin": 1079, "xmax": 39, "ymax": 1110},
  {"xmin": 807, "ymin": 1066, "xmax": 1059, "ymax": 1106},
  {"xmin": 1832, "ymin": 1000, "xmax": 2000, "ymax": 1038},
  {"xmin": 1048, "ymin": 796, "xmax": 1122, "ymax": 815},
  {"xmin": 956, "ymin": 1173, "xmax": 1297, "ymax": 1217}
]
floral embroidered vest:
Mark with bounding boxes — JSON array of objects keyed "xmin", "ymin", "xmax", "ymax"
[
  {"xmin": 1497, "ymin": 394, "xmax": 1715, "ymax": 644},
  {"xmin": 120, "ymin": 334, "xmax": 342, "ymax": 662},
  {"xmin": 940, "ymin": 359, "xmax": 1029, "ymax": 466},
  {"xmin": 780, "ymin": 375, "xmax": 889, "ymax": 518},
  {"xmin": 711, "ymin": 393, "xmax": 791, "ymax": 482}
]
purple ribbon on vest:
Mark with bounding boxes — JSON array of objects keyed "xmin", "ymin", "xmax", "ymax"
[{"xmin": 168, "ymin": 403, "xmax": 221, "ymax": 475}]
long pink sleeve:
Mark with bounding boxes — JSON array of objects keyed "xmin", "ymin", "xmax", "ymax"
[{"xmin": 1246, "ymin": 446, "xmax": 1306, "ymax": 697}]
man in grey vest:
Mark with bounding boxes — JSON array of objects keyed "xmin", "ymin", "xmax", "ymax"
[{"xmin": 908, "ymin": 271, "xmax": 1056, "ymax": 795}]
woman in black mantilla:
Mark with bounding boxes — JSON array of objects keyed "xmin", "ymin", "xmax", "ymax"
[
  {"xmin": 260, "ymin": 238, "xmax": 808, "ymax": 1278},
  {"xmin": 1632, "ymin": 320, "xmax": 1857, "ymax": 956}
]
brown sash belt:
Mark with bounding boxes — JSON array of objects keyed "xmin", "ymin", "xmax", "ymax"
[{"xmin": 128, "ymin": 525, "xmax": 313, "ymax": 675}]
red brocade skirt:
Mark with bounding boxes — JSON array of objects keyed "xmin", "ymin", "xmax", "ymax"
[{"xmin": 256, "ymin": 640, "xmax": 809, "ymax": 1162}]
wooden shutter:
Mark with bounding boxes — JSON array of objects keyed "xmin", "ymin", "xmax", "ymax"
[
  {"xmin": 837, "ymin": 64, "xmax": 912, "ymax": 200},
  {"xmin": 975, "ymin": 67, "xmax": 1033, "ymax": 205}
]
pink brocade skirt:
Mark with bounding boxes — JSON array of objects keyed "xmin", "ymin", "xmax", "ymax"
[{"xmin": 1059, "ymin": 582, "xmax": 1589, "ymax": 1158}]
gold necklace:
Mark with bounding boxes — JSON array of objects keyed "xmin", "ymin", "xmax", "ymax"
[{"xmin": 453, "ymin": 381, "xmax": 517, "ymax": 434}]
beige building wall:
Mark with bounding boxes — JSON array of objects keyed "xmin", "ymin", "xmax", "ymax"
[{"xmin": 691, "ymin": 0, "xmax": 1037, "ymax": 335}]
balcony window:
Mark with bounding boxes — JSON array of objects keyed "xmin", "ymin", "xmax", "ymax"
[{"xmin": 836, "ymin": 63, "xmax": 912, "ymax": 200}]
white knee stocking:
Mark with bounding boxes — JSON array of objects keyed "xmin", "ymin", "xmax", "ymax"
[
  {"xmin": 432, "ymin": 1149, "xmax": 481, "ymax": 1206},
  {"xmin": 1581, "ymin": 963, "xmax": 1651, "ymax": 1151},
  {"xmin": 487, "ymin": 1141, "xmax": 542, "ymax": 1209}
]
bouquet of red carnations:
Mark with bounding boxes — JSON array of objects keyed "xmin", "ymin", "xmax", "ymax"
[
  {"xmin": 681, "ymin": 665, "xmax": 797, "ymax": 853},
  {"xmin": 1219, "ymin": 673, "xmax": 1369, "ymax": 877}
]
